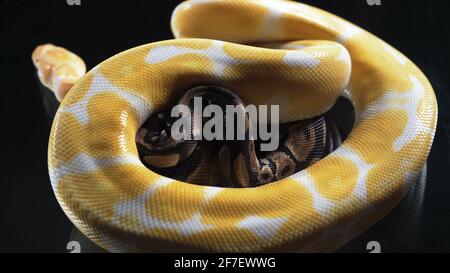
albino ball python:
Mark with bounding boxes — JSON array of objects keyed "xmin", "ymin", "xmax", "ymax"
[{"xmin": 48, "ymin": 0, "xmax": 437, "ymax": 252}]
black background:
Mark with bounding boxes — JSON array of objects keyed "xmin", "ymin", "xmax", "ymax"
[{"xmin": 0, "ymin": 0, "xmax": 449, "ymax": 252}]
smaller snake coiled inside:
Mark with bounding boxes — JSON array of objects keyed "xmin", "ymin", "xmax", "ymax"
[{"xmin": 136, "ymin": 85, "xmax": 337, "ymax": 188}]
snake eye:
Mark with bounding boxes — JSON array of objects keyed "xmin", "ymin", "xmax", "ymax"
[
  {"xmin": 261, "ymin": 173, "xmax": 271, "ymax": 181},
  {"xmin": 280, "ymin": 165, "xmax": 292, "ymax": 177},
  {"xmin": 148, "ymin": 132, "xmax": 160, "ymax": 143},
  {"xmin": 159, "ymin": 130, "xmax": 169, "ymax": 143}
]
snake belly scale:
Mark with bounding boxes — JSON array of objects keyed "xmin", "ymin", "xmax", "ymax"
[{"xmin": 48, "ymin": 0, "xmax": 437, "ymax": 252}]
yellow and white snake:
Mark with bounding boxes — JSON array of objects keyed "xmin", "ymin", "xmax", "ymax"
[{"xmin": 47, "ymin": 0, "xmax": 437, "ymax": 252}]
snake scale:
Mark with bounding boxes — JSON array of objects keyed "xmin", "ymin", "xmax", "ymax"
[{"xmin": 47, "ymin": 0, "xmax": 437, "ymax": 252}]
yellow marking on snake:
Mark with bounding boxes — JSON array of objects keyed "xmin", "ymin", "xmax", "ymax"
[{"xmin": 48, "ymin": 0, "xmax": 437, "ymax": 252}]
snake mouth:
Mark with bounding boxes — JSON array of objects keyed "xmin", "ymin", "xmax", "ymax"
[{"xmin": 136, "ymin": 85, "xmax": 355, "ymax": 188}]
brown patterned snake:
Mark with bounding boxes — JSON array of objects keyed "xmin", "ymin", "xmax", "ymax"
[{"xmin": 136, "ymin": 85, "xmax": 335, "ymax": 187}]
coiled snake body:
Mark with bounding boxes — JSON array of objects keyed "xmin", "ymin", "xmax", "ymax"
[
  {"xmin": 48, "ymin": 0, "xmax": 437, "ymax": 252},
  {"xmin": 136, "ymin": 85, "xmax": 333, "ymax": 188}
]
